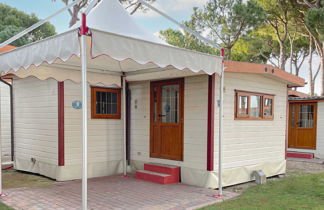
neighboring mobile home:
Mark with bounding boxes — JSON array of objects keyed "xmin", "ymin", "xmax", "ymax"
[
  {"xmin": 288, "ymin": 97, "xmax": 324, "ymax": 159},
  {"xmin": 0, "ymin": 0, "xmax": 305, "ymax": 189}
]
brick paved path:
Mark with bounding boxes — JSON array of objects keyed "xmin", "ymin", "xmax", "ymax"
[{"xmin": 1, "ymin": 175, "xmax": 238, "ymax": 210}]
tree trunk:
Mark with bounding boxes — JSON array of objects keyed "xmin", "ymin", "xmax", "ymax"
[
  {"xmin": 308, "ymin": 37, "xmax": 314, "ymax": 96},
  {"xmin": 279, "ymin": 41, "xmax": 286, "ymax": 70},
  {"xmin": 293, "ymin": 60, "xmax": 298, "ymax": 91},
  {"xmin": 321, "ymin": 53, "xmax": 324, "ymax": 96},
  {"xmin": 289, "ymin": 36, "xmax": 294, "ymax": 74},
  {"xmin": 319, "ymin": 41, "xmax": 324, "ymax": 96},
  {"xmin": 226, "ymin": 47, "xmax": 232, "ymax": 60}
]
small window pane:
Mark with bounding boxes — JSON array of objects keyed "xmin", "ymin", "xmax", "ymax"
[
  {"xmin": 238, "ymin": 96, "xmax": 248, "ymax": 116},
  {"xmin": 250, "ymin": 95, "xmax": 261, "ymax": 118},
  {"xmin": 161, "ymin": 84, "xmax": 179, "ymax": 123},
  {"xmin": 264, "ymin": 98, "xmax": 273, "ymax": 117},
  {"xmin": 92, "ymin": 87, "xmax": 121, "ymax": 119},
  {"xmin": 95, "ymin": 90, "xmax": 118, "ymax": 115},
  {"xmin": 298, "ymin": 105, "xmax": 314, "ymax": 128}
]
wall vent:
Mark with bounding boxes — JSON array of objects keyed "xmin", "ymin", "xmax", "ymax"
[{"xmin": 251, "ymin": 170, "xmax": 267, "ymax": 185}]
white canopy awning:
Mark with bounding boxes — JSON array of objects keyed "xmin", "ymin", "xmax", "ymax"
[{"xmin": 0, "ymin": 0, "xmax": 222, "ymax": 86}]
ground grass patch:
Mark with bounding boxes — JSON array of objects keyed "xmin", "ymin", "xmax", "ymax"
[
  {"xmin": 202, "ymin": 172, "xmax": 324, "ymax": 210},
  {"xmin": 2, "ymin": 169, "xmax": 54, "ymax": 189}
]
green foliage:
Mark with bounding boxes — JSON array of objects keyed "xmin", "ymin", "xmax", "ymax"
[
  {"xmin": 192, "ymin": 0, "xmax": 265, "ymax": 59},
  {"xmin": 201, "ymin": 172, "xmax": 324, "ymax": 210},
  {"xmin": 159, "ymin": 28, "xmax": 217, "ymax": 55},
  {"xmin": 0, "ymin": 3, "xmax": 56, "ymax": 47},
  {"xmin": 160, "ymin": 0, "xmax": 265, "ymax": 59},
  {"xmin": 306, "ymin": 7, "xmax": 324, "ymax": 41}
]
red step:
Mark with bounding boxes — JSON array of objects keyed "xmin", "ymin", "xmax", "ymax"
[
  {"xmin": 287, "ymin": 152, "xmax": 314, "ymax": 159},
  {"xmin": 144, "ymin": 163, "xmax": 180, "ymax": 180},
  {"xmin": 136, "ymin": 163, "xmax": 180, "ymax": 184},
  {"xmin": 135, "ymin": 170, "xmax": 177, "ymax": 184}
]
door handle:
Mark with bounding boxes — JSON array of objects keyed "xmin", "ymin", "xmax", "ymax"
[{"xmin": 159, "ymin": 114, "xmax": 166, "ymax": 117}]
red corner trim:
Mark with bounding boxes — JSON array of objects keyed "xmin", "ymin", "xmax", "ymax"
[
  {"xmin": 58, "ymin": 81, "xmax": 65, "ymax": 166},
  {"xmin": 80, "ymin": 13, "xmax": 89, "ymax": 35},
  {"xmin": 207, "ymin": 74, "xmax": 216, "ymax": 171},
  {"xmin": 285, "ymin": 87, "xmax": 289, "ymax": 159}
]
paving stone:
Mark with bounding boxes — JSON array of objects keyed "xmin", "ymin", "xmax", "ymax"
[{"xmin": 1, "ymin": 175, "xmax": 238, "ymax": 210}]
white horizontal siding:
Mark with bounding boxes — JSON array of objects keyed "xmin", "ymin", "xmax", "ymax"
[
  {"xmin": 13, "ymin": 77, "xmax": 58, "ymax": 165},
  {"xmin": 214, "ymin": 72, "xmax": 287, "ymax": 170},
  {"xmin": 64, "ymin": 81, "xmax": 123, "ymax": 166},
  {"xmin": 129, "ymin": 75, "xmax": 208, "ymax": 170},
  {"xmin": 0, "ymin": 83, "xmax": 11, "ymax": 161},
  {"xmin": 315, "ymin": 102, "xmax": 324, "ymax": 157}
]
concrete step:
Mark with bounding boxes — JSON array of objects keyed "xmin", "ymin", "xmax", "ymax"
[
  {"xmin": 144, "ymin": 163, "xmax": 180, "ymax": 182},
  {"xmin": 136, "ymin": 170, "xmax": 179, "ymax": 184},
  {"xmin": 287, "ymin": 151, "xmax": 314, "ymax": 159}
]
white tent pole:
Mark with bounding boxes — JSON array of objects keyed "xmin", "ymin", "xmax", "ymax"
[
  {"xmin": 136, "ymin": 0, "xmax": 221, "ymax": 50},
  {"xmin": 0, "ymin": 0, "xmax": 83, "ymax": 48},
  {"xmin": 218, "ymin": 49, "xmax": 225, "ymax": 196},
  {"xmin": 85, "ymin": 0, "xmax": 100, "ymax": 15},
  {"xmin": 122, "ymin": 76, "xmax": 127, "ymax": 176},
  {"xmin": 80, "ymin": 13, "xmax": 88, "ymax": 210},
  {"xmin": 0, "ymin": 86, "xmax": 2, "ymax": 196}
]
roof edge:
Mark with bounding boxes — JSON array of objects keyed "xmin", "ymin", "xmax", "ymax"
[{"xmin": 224, "ymin": 61, "xmax": 305, "ymax": 87}]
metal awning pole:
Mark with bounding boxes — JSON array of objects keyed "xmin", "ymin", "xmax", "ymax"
[
  {"xmin": 0, "ymin": 0, "xmax": 83, "ymax": 48},
  {"xmin": 136, "ymin": 0, "xmax": 221, "ymax": 50},
  {"xmin": 80, "ymin": 13, "xmax": 89, "ymax": 210},
  {"xmin": 122, "ymin": 76, "xmax": 127, "ymax": 176}
]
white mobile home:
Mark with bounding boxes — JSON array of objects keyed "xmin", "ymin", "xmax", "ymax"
[
  {"xmin": 6, "ymin": 61, "xmax": 303, "ymax": 188},
  {"xmin": 0, "ymin": 0, "xmax": 304, "ymax": 189}
]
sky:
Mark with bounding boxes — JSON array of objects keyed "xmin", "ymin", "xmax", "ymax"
[
  {"xmin": 0, "ymin": 0, "xmax": 321, "ymax": 95},
  {"xmin": 0, "ymin": 0, "xmax": 207, "ymax": 33}
]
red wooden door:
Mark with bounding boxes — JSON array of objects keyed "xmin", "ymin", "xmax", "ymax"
[
  {"xmin": 150, "ymin": 79, "xmax": 184, "ymax": 161},
  {"xmin": 288, "ymin": 102, "xmax": 317, "ymax": 149}
]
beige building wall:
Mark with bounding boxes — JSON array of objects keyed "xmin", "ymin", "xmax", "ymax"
[
  {"xmin": 315, "ymin": 102, "xmax": 324, "ymax": 158},
  {"xmin": 0, "ymin": 82, "xmax": 11, "ymax": 162},
  {"xmin": 13, "ymin": 77, "xmax": 59, "ymax": 179},
  {"xmin": 211, "ymin": 72, "xmax": 287, "ymax": 188},
  {"xmin": 129, "ymin": 75, "xmax": 209, "ymax": 180},
  {"xmin": 59, "ymin": 80, "xmax": 124, "ymax": 180}
]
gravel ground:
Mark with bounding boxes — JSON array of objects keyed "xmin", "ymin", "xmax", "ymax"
[{"xmin": 286, "ymin": 158, "xmax": 324, "ymax": 174}]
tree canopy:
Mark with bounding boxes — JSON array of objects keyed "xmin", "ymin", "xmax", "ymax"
[
  {"xmin": 53, "ymin": 0, "xmax": 155, "ymax": 27},
  {"xmin": 158, "ymin": 0, "xmax": 324, "ymax": 95},
  {"xmin": 0, "ymin": 3, "xmax": 56, "ymax": 47}
]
